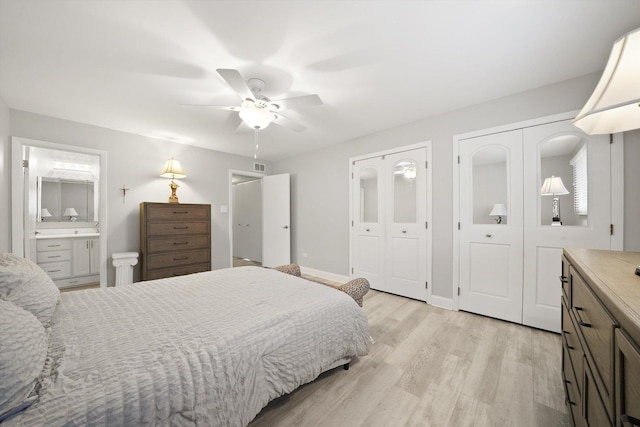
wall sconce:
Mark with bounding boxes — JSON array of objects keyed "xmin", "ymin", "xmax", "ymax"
[
  {"xmin": 541, "ymin": 176, "xmax": 569, "ymax": 226},
  {"xmin": 63, "ymin": 207, "xmax": 79, "ymax": 222},
  {"xmin": 160, "ymin": 158, "xmax": 186, "ymax": 204},
  {"xmin": 489, "ymin": 203, "xmax": 507, "ymax": 224}
]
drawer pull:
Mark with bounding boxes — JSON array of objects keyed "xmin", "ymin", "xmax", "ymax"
[
  {"xmin": 48, "ymin": 244, "xmax": 61, "ymax": 248},
  {"xmin": 172, "ymin": 211, "xmax": 189, "ymax": 214},
  {"xmin": 173, "ymin": 256, "xmax": 188, "ymax": 261},
  {"xmin": 48, "ymin": 255, "xmax": 61, "ymax": 258},
  {"xmin": 574, "ymin": 306, "xmax": 592, "ymax": 328},
  {"xmin": 559, "ymin": 275, "xmax": 568, "ymax": 283},
  {"xmin": 563, "ymin": 379, "xmax": 571, "ymax": 385},
  {"xmin": 562, "ymin": 334, "xmax": 575, "ymax": 350},
  {"xmin": 565, "ymin": 397, "xmax": 576, "ymax": 406},
  {"xmin": 48, "ymin": 269, "xmax": 61, "ymax": 273},
  {"xmin": 173, "ymin": 226, "xmax": 189, "ymax": 230},
  {"xmin": 173, "ymin": 242, "xmax": 189, "ymax": 245},
  {"xmin": 621, "ymin": 415, "xmax": 640, "ymax": 427}
]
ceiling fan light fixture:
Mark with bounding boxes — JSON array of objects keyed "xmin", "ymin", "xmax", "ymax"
[{"xmin": 239, "ymin": 104, "xmax": 276, "ymax": 129}]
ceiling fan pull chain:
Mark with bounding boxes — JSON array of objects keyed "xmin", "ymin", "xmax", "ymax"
[{"xmin": 254, "ymin": 129, "xmax": 259, "ymax": 159}]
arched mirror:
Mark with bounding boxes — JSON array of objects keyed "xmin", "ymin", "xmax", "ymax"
[
  {"xmin": 359, "ymin": 167, "xmax": 378, "ymax": 222},
  {"xmin": 393, "ymin": 160, "xmax": 417, "ymax": 223},
  {"xmin": 472, "ymin": 146, "xmax": 508, "ymax": 225},
  {"xmin": 539, "ymin": 135, "xmax": 587, "ymax": 227}
]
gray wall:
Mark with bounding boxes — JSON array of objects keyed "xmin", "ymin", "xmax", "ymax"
[
  {"xmin": 273, "ymin": 71, "xmax": 640, "ymax": 300},
  {"xmin": 624, "ymin": 129, "xmax": 640, "ymax": 252},
  {"xmin": 8, "ymin": 110, "xmax": 270, "ymax": 285},
  {"xmin": 0, "ymin": 97, "xmax": 9, "ymax": 252}
]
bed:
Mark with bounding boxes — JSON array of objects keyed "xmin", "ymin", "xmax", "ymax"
[{"xmin": 0, "ymin": 253, "xmax": 371, "ymax": 426}]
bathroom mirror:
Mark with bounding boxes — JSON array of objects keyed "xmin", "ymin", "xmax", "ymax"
[
  {"xmin": 38, "ymin": 177, "xmax": 97, "ymax": 222},
  {"xmin": 472, "ymin": 146, "xmax": 508, "ymax": 224}
]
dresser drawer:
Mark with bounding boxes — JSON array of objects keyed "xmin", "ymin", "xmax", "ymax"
[
  {"xmin": 146, "ymin": 262, "xmax": 210, "ymax": 281},
  {"xmin": 615, "ymin": 329, "xmax": 640, "ymax": 427},
  {"xmin": 561, "ymin": 255, "xmax": 571, "ymax": 307},
  {"xmin": 571, "ymin": 266, "xmax": 618, "ymax": 417},
  {"xmin": 146, "ymin": 249, "xmax": 210, "ymax": 270},
  {"xmin": 147, "ymin": 235, "xmax": 210, "ymax": 253},
  {"xmin": 563, "ymin": 346, "xmax": 582, "ymax": 427},
  {"xmin": 146, "ymin": 204, "xmax": 210, "ymax": 221},
  {"xmin": 38, "ymin": 261, "xmax": 71, "ymax": 279},
  {"xmin": 147, "ymin": 221, "xmax": 209, "ymax": 236},
  {"xmin": 562, "ymin": 300, "xmax": 583, "ymax": 395},
  {"xmin": 36, "ymin": 239, "xmax": 72, "ymax": 251},
  {"xmin": 584, "ymin": 361, "xmax": 611, "ymax": 426},
  {"xmin": 37, "ymin": 249, "xmax": 71, "ymax": 263}
]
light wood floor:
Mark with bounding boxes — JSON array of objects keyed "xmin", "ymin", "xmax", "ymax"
[{"xmin": 250, "ymin": 289, "xmax": 569, "ymax": 427}]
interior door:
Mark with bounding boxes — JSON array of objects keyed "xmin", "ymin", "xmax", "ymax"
[
  {"xmin": 385, "ymin": 149, "xmax": 428, "ymax": 301},
  {"xmin": 262, "ymin": 173, "xmax": 291, "ymax": 267},
  {"xmin": 352, "ymin": 158, "xmax": 385, "ymax": 291},
  {"xmin": 459, "ymin": 130, "xmax": 524, "ymax": 324},
  {"xmin": 522, "ymin": 120, "xmax": 611, "ymax": 332}
]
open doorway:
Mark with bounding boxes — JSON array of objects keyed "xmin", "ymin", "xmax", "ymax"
[{"xmin": 230, "ymin": 172, "xmax": 263, "ymax": 267}]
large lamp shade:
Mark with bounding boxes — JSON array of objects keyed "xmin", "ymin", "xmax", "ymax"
[{"xmin": 573, "ymin": 27, "xmax": 640, "ymax": 134}]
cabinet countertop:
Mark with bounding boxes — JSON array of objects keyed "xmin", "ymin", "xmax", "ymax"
[{"xmin": 36, "ymin": 233, "xmax": 100, "ymax": 239}]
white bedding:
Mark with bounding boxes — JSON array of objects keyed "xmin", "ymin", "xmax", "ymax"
[{"xmin": 3, "ymin": 267, "xmax": 371, "ymax": 426}]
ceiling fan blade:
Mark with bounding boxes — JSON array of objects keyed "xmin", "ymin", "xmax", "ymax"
[
  {"xmin": 270, "ymin": 94, "xmax": 322, "ymax": 111},
  {"xmin": 217, "ymin": 69, "xmax": 255, "ymax": 102},
  {"xmin": 273, "ymin": 114, "xmax": 306, "ymax": 132},
  {"xmin": 180, "ymin": 104, "xmax": 239, "ymax": 111}
]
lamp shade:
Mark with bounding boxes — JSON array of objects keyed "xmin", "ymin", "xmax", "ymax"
[
  {"xmin": 573, "ymin": 27, "xmax": 640, "ymax": 134},
  {"xmin": 489, "ymin": 203, "xmax": 508, "ymax": 217},
  {"xmin": 41, "ymin": 208, "xmax": 52, "ymax": 218},
  {"xmin": 540, "ymin": 176, "xmax": 569, "ymax": 196},
  {"xmin": 160, "ymin": 158, "xmax": 186, "ymax": 179},
  {"xmin": 239, "ymin": 100, "xmax": 276, "ymax": 129},
  {"xmin": 63, "ymin": 208, "xmax": 79, "ymax": 217}
]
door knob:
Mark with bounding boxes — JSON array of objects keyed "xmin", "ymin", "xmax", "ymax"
[
  {"xmin": 402, "ymin": 230, "xmax": 407, "ymax": 234},
  {"xmin": 282, "ymin": 225, "xmax": 289, "ymax": 229},
  {"xmin": 366, "ymin": 228, "xmax": 370, "ymax": 232},
  {"xmin": 486, "ymin": 234, "xmax": 492, "ymax": 238}
]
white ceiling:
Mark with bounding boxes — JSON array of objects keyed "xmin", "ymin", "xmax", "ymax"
[{"xmin": 1, "ymin": 1, "xmax": 639, "ymax": 162}]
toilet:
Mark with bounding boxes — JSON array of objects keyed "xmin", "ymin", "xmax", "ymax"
[{"xmin": 112, "ymin": 252, "xmax": 139, "ymax": 286}]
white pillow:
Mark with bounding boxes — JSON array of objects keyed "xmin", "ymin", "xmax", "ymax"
[
  {"xmin": 0, "ymin": 253, "xmax": 60, "ymax": 327},
  {"xmin": 0, "ymin": 300, "xmax": 48, "ymax": 421}
]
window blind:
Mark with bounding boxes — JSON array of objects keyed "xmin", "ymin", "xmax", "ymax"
[{"xmin": 570, "ymin": 145, "xmax": 588, "ymax": 215}]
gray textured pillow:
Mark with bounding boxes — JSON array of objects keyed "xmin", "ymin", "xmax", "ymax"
[
  {"xmin": 0, "ymin": 300, "xmax": 48, "ymax": 421},
  {"xmin": 0, "ymin": 253, "xmax": 60, "ymax": 327}
]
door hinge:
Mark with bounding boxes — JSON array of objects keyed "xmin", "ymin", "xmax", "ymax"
[
  {"xmin": 22, "ymin": 160, "xmax": 29, "ymax": 168},
  {"xmin": 425, "ymin": 221, "xmax": 428, "ymax": 229},
  {"xmin": 458, "ymin": 222, "xmax": 461, "ymax": 230},
  {"xmin": 351, "ymin": 172, "xmax": 354, "ymax": 179},
  {"xmin": 610, "ymin": 134, "xmax": 613, "ymax": 144},
  {"xmin": 457, "ymin": 155, "xmax": 460, "ymax": 164},
  {"xmin": 425, "ymin": 281, "xmax": 428, "ymax": 289},
  {"xmin": 425, "ymin": 160, "xmax": 428, "ymax": 168},
  {"xmin": 610, "ymin": 224, "xmax": 614, "ymax": 236},
  {"xmin": 457, "ymin": 287, "xmax": 461, "ymax": 296},
  {"xmin": 351, "ymin": 220, "xmax": 354, "ymax": 227},
  {"xmin": 351, "ymin": 267, "xmax": 354, "ymax": 274}
]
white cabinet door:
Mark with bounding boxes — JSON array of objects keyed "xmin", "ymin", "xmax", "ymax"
[
  {"xmin": 89, "ymin": 238, "xmax": 100, "ymax": 274},
  {"xmin": 72, "ymin": 239, "xmax": 90, "ymax": 276},
  {"xmin": 459, "ymin": 130, "xmax": 524, "ymax": 324},
  {"xmin": 522, "ymin": 120, "xmax": 611, "ymax": 332}
]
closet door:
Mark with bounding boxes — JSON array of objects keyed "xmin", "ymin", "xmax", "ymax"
[
  {"xmin": 459, "ymin": 130, "xmax": 524, "ymax": 324},
  {"xmin": 522, "ymin": 120, "xmax": 611, "ymax": 332},
  {"xmin": 352, "ymin": 158, "xmax": 385, "ymax": 291},
  {"xmin": 385, "ymin": 149, "xmax": 427, "ymax": 301}
]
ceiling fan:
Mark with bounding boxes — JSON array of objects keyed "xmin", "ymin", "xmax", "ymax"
[{"xmin": 181, "ymin": 69, "xmax": 322, "ymax": 133}]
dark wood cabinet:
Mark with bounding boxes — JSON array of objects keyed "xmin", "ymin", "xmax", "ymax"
[
  {"xmin": 140, "ymin": 202, "xmax": 211, "ymax": 281},
  {"xmin": 562, "ymin": 249, "xmax": 640, "ymax": 427}
]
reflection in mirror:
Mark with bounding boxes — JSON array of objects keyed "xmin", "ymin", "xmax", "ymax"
[
  {"xmin": 472, "ymin": 146, "xmax": 508, "ymax": 224},
  {"xmin": 539, "ymin": 135, "xmax": 587, "ymax": 226},
  {"xmin": 359, "ymin": 167, "xmax": 378, "ymax": 222},
  {"xmin": 393, "ymin": 160, "xmax": 417, "ymax": 223},
  {"xmin": 39, "ymin": 178, "xmax": 95, "ymax": 222}
]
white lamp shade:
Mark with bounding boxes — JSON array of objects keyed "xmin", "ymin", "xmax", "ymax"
[
  {"xmin": 239, "ymin": 101, "xmax": 276, "ymax": 129},
  {"xmin": 489, "ymin": 203, "xmax": 508, "ymax": 217},
  {"xmin": 160, "ymin": 158, "xmax": 186, "ymax": 179},
  {"xmin": 540, "ymin": 176, "xmax": 569, "ymax": 196},
  {"xmin": 573, "ymin": 27, "xmax": 640, "ymax": 134},
  {"xmin": 63, "ymin": 207, "xmax": 79, "ymax": 217},
  {"xmin": 41, "ymin": 208, "xmax": 52, "ymax": 218}
]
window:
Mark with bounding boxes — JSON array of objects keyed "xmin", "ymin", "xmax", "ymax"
[{"xmin": 570, "ymin": 145, "xmax": 588, "ymax": 215}]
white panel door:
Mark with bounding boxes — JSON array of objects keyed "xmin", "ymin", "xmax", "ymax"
[
  {"xmin": 352, "ymin": 158, "xmax": 385, "ymax": 291},
  {"xmin": 459, "ymin": 130, "xmax": 524, "ymax": 324},
  {"xmin": 385, "ymin": 149, "xmax": 427, "ymax": 301},
  {"xmin": 522, "ymin": 120, "xmax": 611, "ymax": 332},
  {"xmin": 262, "ymin": 173, "xmax": 290, "ymax": 268}
]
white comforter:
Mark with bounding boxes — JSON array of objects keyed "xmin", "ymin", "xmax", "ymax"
[{"xmin": 4, "ymin": 267, "xmax": 371, "ymax": 426}]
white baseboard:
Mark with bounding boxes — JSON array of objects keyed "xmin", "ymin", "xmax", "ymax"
[
  {"xmin": 430, "ymin": 295, "xmax": 453, "ymax": 310},
  {"xmin": 299, "ymin": 266, "xmax": 350, "ymax": 284}
]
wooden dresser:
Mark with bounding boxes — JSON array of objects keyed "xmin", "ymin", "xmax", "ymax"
[
  {"xmin": 140, "ymin": 202, "xmax": 211, "ymax": 281},
  {"xmin": 562, "ymin": 248, "xmax": 640, "ymax": 427}
]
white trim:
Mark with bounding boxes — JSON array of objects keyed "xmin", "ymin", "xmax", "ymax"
[
  {"xmin": 348, "ymin": 141, "xmax": 433, "ymax": 304},
  {"xmin": 300, "ymin": 266, "xmax": 350, "ymax": 284},
  {"xmin": 611, "ymin": 133, "xmax": 624, "ymax": 250},
  {"xmin": 430, "ymin": 295, "xmax": 453, "ymax": 310},
  {"xmin": 11, "ymin": 137, "xmax": 108, "ymax": 288},
  {"xmin": 227, "ymin": 169, "xmax": 265, "ymax": 268},
  {"xmin": 452, "ymin": 110, "xmax": 624, "ymax": 311}
]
